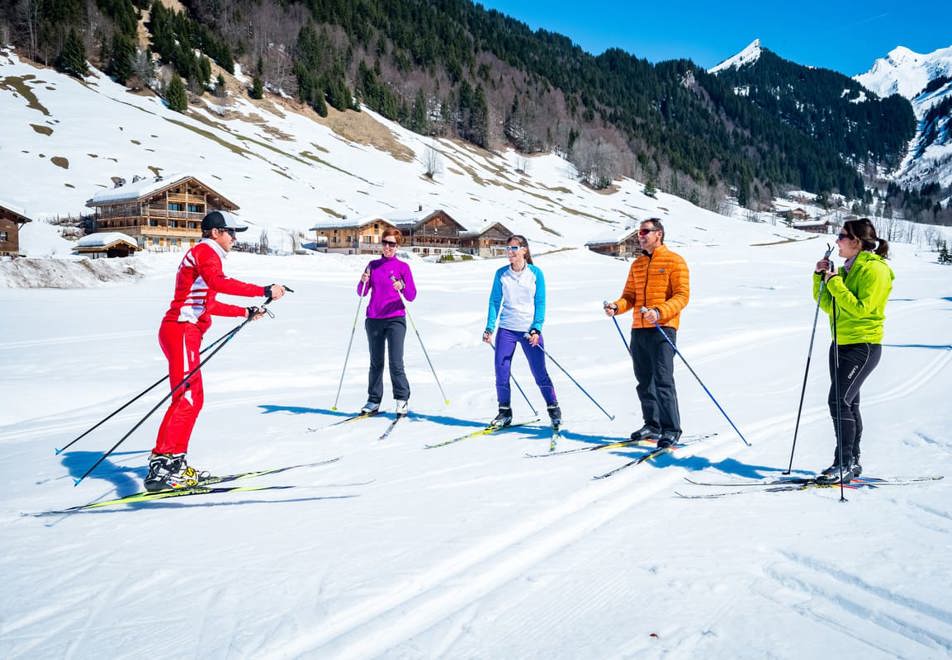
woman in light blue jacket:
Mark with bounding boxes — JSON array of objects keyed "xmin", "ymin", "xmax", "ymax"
[{"xmin": 482, "ymin": 235, "xmax": 560, "ymax": 428}]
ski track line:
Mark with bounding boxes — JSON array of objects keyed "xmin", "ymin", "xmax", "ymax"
[
  {"xmin": 764, "ymin": 553, "xmax": 952, "ymax": 654},
  {"xmin": 258, "ymin": 435, "xmax": 740, "ymax": 659},
  {"xmin": 0, "ymin": 330, "xmax": 154, "ymax": 351}
]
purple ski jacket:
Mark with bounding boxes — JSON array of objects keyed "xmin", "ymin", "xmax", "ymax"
[{"xmin": 356, "ymin": 255, "xmax": 417, "ymax": 319}]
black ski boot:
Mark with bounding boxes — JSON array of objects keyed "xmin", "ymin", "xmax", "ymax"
[
  {"xmin": 630, "ymin": 425, "xmax": 661, "ymax": 442},
  {"xmin": 490, "ymin": 406, "xmax": 512, "ymax": 429},
  {"xmin": 145, "ymin": 453, "xmax": 208, "ymax": 492},
  {"xmin": 547, "ymin": 403, "xmax": 562, "ymax": 428},
  {"xmin": 816, "ymin": 464, "xmax": 852, "ymax": 484},
  {"xmin": 656, "ymin": 431, "xmax": 681, "ymax": 450}
]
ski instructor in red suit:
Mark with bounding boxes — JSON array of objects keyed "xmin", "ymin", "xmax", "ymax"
[{"xmin": 145, "ymin": 210, "xmax": 286, "ymax": 492}]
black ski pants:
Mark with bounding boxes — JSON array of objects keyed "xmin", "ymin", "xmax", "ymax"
[
  {"xmin": 631, "ymin": 326, "xmax": 681, "ymax": 436},
  {"xmin": 827, "ymin": 342, "xmax": 882, "ymax": 466},
  {"xmin": 366, "ymin": 316, "xmax": 410, "ymax": 403}
]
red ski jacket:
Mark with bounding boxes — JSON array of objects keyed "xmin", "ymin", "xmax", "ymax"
[{"xmin": 162, "ymin": 239, "xmax": 265, "ymax": 333}]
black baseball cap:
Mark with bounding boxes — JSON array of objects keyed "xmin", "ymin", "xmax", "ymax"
[{"xmin": 201, "ymin": 210, "xmax": 248, "ymax": 232}]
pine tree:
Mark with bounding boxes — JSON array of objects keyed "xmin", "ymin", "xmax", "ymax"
[
  {"xmin": 165, "ymin": 73, "xmax": 187, "ymax": 112},
  {"xmin": 56, "ymin": 29, "xmax": 88, "ymax": 79},
  {"xmin": 249, "ymin": 76, "xmax": 264, "ymax": 99},
  {"xmin": 108, "ymin": 32, "xmax": 136, "ymax": 85}
]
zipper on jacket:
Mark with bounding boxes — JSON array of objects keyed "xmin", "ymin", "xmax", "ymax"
[{"xmin": 642, "ymin": 251, "xmax": 653, "ymax": 310}]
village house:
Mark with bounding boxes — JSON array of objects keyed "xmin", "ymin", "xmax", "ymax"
[
  {"xmin": 309, "ymin": 218, "xmax": 398, "ymax": 254},
  {"xmin": 791, "ymin": 217, "xmax": 835, "ymax": 235},
  {"xmin": 585, "ymin": 227, "xmax": 641, "ymax": 258},
  {"xmin": 459, "ymin": 222, "xmax": 514, "ymax": 257},
  {"xmin": 73, "ymin": 232, "xmax": 139, "ymax": 259},
  {"xmin": 386, "ymin": 209, "xmax": 467, "ymax": 256},
  {"xmin": 781, "ymin": 207, "xmax": 811, "ymax": 222},
  {"xmin": 0, "ymin": 201, "xmax": 32, "ymax": 257},
  {"xmin": 86, "ymin": 174, "xmax": 238, "ymax": 251}
]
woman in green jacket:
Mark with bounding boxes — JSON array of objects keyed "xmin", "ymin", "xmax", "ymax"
[{"xmin": 813, "ymin": 218, "xmax": 894, "ymax": 483}]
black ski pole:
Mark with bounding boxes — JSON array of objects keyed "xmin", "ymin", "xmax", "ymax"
[
  {"xmin": 487, "ymin": 340, "xmax": 539, "ymax": 416},
  {"xmin": 648, "ymin": 317, "xmax": 751, "ymax": 446},
  {"xmin": 525, "ymin": 335, "xmax": 614, "ymax": 420},
  {"xmin": 74, "ymin": 294, "xmax": 284, "ymax": 486},
  {"xmin": 332, "ymin": 282, "xmax": 367, "ymax": 411},
  {"xmin": 832, "ymin": 299, "xmax": 847, "ymax": 502},
  {"xmin": 604, "ymin": 301, "xmax": 632, "ymax": 356},
  {"xmin": 784, "ymin": 244, "xmax": 834, "ymax": 474},
  {"xmin": 54, "ymin": 328, "xmax": 235, "ymax": 455}
]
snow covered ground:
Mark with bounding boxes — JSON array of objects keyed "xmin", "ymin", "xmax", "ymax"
[{"xmin": 2, "ymin": 223, "xmax": 951, "ymax": 657}]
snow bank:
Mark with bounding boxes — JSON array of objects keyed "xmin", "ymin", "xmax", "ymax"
[{"xmin": 0, "ymin": 256, "xmax": 150, "ymax": 288}]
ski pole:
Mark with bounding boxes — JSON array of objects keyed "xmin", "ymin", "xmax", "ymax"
[
  {"xmin": 54, "ymin": 327, "xmax": 236, "ymax": 455},
  {"xmin": 332, "ymin": 279, "xmax": 367, "ymax": 411},
  {"xmin": 603, "ymin": 301, "xmax": 632, "ymax": 356},
  {"xmin": 784, "ymin": 244, "xmax": 834, "ymax": 474},
  {"xmin": 487, "ymin": 339, "xmax": 539, "ymax": 416},
  {"xmin": 525, "ymin": 334, "xmax": 614, "ymax": 421},
  {"xmin": 392, "ymin": 275, "xmax": 449, "ymax": 405},
  {"xmin": 832, "ymin": 299, "xmax": 847, "ymax": 502},
  {"xmin": 648, "ymin": 317, "xmax": 751, "ymax": 446},
  {"xmin": 74, "ymin": 295, "xmax": 283, "ymax": 486}
]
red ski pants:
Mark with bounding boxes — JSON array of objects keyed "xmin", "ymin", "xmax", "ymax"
[{"xmin": 152, "ymin": 322, "xmax": 204, "ymax": 454}]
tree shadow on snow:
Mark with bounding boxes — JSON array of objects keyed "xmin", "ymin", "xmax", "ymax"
[{"xmin": 59, "ymin": 450, "xmax": 149, "ymax": 497}]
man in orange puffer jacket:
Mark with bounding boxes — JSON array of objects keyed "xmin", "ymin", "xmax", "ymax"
[{"xmin": 605, "ymin": 218, "xmax": 690, "ymax": 448}]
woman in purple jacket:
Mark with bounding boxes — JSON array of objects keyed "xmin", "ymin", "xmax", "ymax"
[{"xmin": 357, "ymin": 228, "xmax": 417, "ymax": 415}]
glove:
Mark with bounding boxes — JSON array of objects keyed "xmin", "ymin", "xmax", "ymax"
[{"xmin": 247, "ymin": 306, "xmax": 264, "ymax": 320}]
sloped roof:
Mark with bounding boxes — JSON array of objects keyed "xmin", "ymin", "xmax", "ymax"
[
  {"xmin": 76, "ymin": 232, "xmax": 139, "ymax": 249},
  {"xmin": 309, "ymin": 216, "xmax": 398, "ymax": 231},
  {"xmin": 0, "ymin": 198, "xmax": 31, "ymax": 222},
  {"xmin": 86, "ymin": 174, "xmax": 238, "ymax": 209},
  {"xmin": 459, "ymin": 222, "xmax": 513, "ymax": 238},
  {"xmin": 585, "ymin": 227, "xmax": 640, "ymax": 246}
]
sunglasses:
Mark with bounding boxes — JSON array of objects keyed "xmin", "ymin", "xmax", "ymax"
[
  {"xmin": 836, "ymin": 233, "xmax": 853, "ymax": 241},
  {"xmin": 505, "ymin": 245, "xmax": 523, "ymax": 252},
  {"xmin": 382, "ymin": 240, "xmax": 398, "ymax": 247},
  {"xmin": 639, "ymin": 228, "xmax": 658, "ymax": 236},
  {"xmin": 223, "ymin": 228, "xmax": 236, "ymax": 238}
]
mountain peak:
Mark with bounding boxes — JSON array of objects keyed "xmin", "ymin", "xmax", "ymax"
[
  {"xmin": 709, "ymin": 39, "xmax": 761, "ymax": 74},
  {"xmin": 856, "ymin": 44, "xmax": 952, "ymax": 100}
]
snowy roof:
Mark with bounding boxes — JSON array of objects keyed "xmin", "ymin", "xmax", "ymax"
[
  {"xmin": 309, "ymin": 215, "xmax": 399, "ymax": 231},
  {"xmin": 0, "ymin": 198, "xmax": 30, "ymax": 221},
  {"xmin": 585, "ymin": 227, "xmax": 640, "ymax": 246},
  {"xmin": 792, "ymin": 220, "xmax": 832, "ymax": 228},
  {"xmin": 76, "ymin": 232, "xmax": 139, "ymax": 248},
  {"xmin": 709, "ymin": 39, "xmax": 762, "ymax": 74},
  {"xmin": 86, "ymin": 173, "xmax": 237, "ymax": 208},
  {"xmin": 459, "ymin": 221, "xmax": 513, "ymax": 238}
]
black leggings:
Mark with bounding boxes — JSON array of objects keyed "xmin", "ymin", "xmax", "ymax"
[{"xmin": 827, "ymin": 342, "xmax": 882, "ymax": 466}]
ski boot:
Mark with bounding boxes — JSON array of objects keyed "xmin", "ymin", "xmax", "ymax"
[
  {"xmin": 656, "ymin": 431, "xmax": 681, "ymax": 450},
  {"xmin": 546, "ymin": 403, "xmax": 562, "ymax": 428},
  {"xmin": 145, "ymin": 453, "xmax": 209, "ymax": 492},
  {"xmin": 630, "ymin": 425, "xmax": 661, "ymax": 442},
  {"xmin": 394, "ymin": 399, "xmax": 409, "ymax": 416},
  {"xmin": 490, "ymin": 406, "xmax": 513, "ymax": 429},
  {"xmin": 360, "ymin": 401, "xmax": 380, "ymax": 415}
]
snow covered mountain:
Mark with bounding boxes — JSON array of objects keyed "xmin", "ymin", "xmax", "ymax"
[
  {"xmin": 708, "ymin": 39, "xmax": 762, "ymax": 74},
  {"xmin": 856, "ymin": 45, "xmax": 952, "ymax": 188}
]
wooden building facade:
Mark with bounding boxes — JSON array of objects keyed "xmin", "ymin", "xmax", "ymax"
[
  {"xmin": 392, "ymin": 210, "xmax": 467, "ymax": 256},
  {"xmin": 585, "ymin": 228, "xmax": 641, "ymax": 258},
  {"xmin": 86, "ymin": 175, "xmax": 238, "ymax": 251},
  {"xmin": 460, "ymin": 222, "xmax": 514, "ymax": 257},
  {"xmin": 310, "ymin": 219, "xmax": 398, "ymax": 254},
  {"xmin": 0, "ymin": 203, "xmax": 31, "ymax": 256}
]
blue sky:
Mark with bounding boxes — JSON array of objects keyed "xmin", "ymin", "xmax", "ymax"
[{"xmin": 477, "ymin": 1, "xmax": 949, "ymax": 76}]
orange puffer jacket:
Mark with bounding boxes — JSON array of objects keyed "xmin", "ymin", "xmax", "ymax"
[{"xmin": 613, "ymin": 244, "xmax": 690, "ymax": 329}]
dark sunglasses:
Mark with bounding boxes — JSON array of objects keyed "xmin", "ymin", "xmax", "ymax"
[
  {"xmin": 837, "ymin": 232, "xmax": 853, "ymax": 241},
  {"xmin": 639, "ymin": 228, "xmax": 658, "ymax": 236},
  {"xmin": 505, "ymin": 245, "xmax": 523, "ymax": 252},
  {"xmin": 382, "ymin": 240, "xmax": 398, "ymax": 247},
  {"xmin": 223, "ymin": 228, "xmax": 236, "ymax": 238}
]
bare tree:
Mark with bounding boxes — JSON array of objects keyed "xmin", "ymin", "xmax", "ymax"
[{"xmin": 422, "ymin": 146, "xmax": 444, "ymax": 179}]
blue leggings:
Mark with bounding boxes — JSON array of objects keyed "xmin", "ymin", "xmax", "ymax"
[{"xmin": 494, "ymin": 327, "xmax": 557, "ymax": 407}]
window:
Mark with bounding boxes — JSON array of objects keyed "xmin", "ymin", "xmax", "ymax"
[
  {"xmin": 169, "ymin": 221, "xmax": 178, "ymax": 228},
  {"xmin": 187, "ymin": 204, "xmax": 202, "ymax": 213},
  {"xmin": 168, "ymin": 203, "xmax": 183, "ymax": 211},
  {"xmin": 0, "ymin": 231, "xmax": 7, "ymax": 242}
]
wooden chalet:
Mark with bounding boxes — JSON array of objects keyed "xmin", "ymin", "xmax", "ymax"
[
  {"xmin": 85, "ymin": 174, "xmax": 238, "ymax": 251},
  {"xmin": 387, "ymin": 209, "xmax": 466, "ymax": 256},
  {"xmin": 460, "ymin": 222, "xmax": 514, "ymax": 257},
  {"xmin": 310, "ymin": 218, "xmax": 398, "ymax": 254},
  {"xmin": 782, "ymin": 207, "xmax": 811, "ymax": 222},
  {"xmin": 0, "ymin": 201, "xmax": 31, "ymax": 256},
  {"xmin": 792, "ymin": 218, "xmax": 834, "ymax": 235},
  {"xmin": 585, "ymin": 227, "xmax": 641, "ymax": 258},
  {"xmin": 74, "ymin": 232, "xmax": 139, "ymax": 259}
]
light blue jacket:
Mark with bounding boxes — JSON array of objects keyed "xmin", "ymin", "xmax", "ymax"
[{"xmin": 485, "ymin": 264, "xmax": 546, "ymax": 334}]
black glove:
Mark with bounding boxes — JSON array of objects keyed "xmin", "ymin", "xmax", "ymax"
[{"xmin": 247, "ymin": 306, "xmax": 263, "ymax": 320}]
